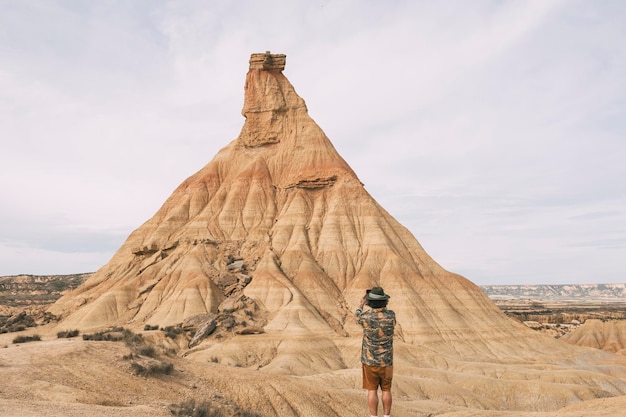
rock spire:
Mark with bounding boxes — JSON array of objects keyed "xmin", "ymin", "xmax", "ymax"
[
  {"xmin": 52, "ymin": 52, "xmax": 549, "ymax": 356},
  {"xmin": 43, "ymin": 52, "xmax": 626, "ymax": 414}
]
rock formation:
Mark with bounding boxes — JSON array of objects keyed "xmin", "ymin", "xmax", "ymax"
[
  {"xmin": 561, "ymin": 319, "xmax": 626, "ymax": 355},
  {"xmin": 50, "ymin": 51, "xmax": 518, "ymax": 349},
  {"xmin": 46, "ymin": 52, "xmax": 626, "ymax": 412}
]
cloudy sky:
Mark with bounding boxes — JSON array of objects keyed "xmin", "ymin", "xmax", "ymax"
[{"xmin": 1, "ymin": 0, "xmax": 624, "ymax": 285}]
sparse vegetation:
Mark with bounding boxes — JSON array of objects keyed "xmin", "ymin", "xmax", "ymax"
[
  {"xmin": 162, "ymin": 325, "xmax": 184, "ymax": 339},
  {"xmin": 82, "ymin": 327, "xmax": 175, "ymax": 377},
  {"xmin": 170, "ymin": 399, "xmax": 221, "ymax": 417},
  {"xmin": 131, "ymin": 360, "xmax": 173, "ymax": 377},
  {"xmin": 57, "ymin": 329, "xmax": 80, "ymax": 338},
  {"xmin": 144, "ymin": 324, "xmax": 159, "ymax": 331},
  {"xmin": 239, "ymin": 411, "xmax": 262, "ymax": 417},
  {"xmin": 82, "ymin": 327, "xmax": 144, "ymax": 346},
  {"xmin": 137, "ymin": 345, "xmax": 157, "ymax": 358},
  {"xmin": 169, "ymin": 399, "xmax": 264, "ymax": 417},
  {"xmin": 82, "ymin": 327, "xmax": 124, "ymax": 341},
  {"xmin": 0, "ymin": 324, "xmax": 26, "ymax": 334},
  {"xmin": 12, "ymin": 334, "xmax": 41, "ymax": 344},
  {"xmin": 0, "ymin": 309, "xmax": 36, "ymax": 334}
]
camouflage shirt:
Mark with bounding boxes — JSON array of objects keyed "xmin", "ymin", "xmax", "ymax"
[{"xmin": 355, "ymin": 307, "xmax": 396, "ymax": 366}]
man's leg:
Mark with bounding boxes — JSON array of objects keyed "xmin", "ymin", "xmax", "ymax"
[
  {"xmin": 382, "ymin": 390, "xmax": 392, "ymax": 416},
  {"xmin": 367, "ymin": 389, "xmax": 379, "ymax": 416}
]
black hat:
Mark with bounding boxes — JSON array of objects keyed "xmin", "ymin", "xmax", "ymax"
[{"xmin": 366, "ymin": 286, "xmax": 390, "ymax": 301}]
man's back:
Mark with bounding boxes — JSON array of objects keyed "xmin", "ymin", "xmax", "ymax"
[{"xmin": 356, "ymin": 307, "xmax": 396, "ymax": 366}]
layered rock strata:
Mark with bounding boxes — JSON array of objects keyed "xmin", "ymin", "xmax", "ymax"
[
  {"xmin": 48, "ymin": 55, "xmax": 626, "ymax": 411},
  {"xmin": 51, "ymin": 52, "xmax": 515, "ymax": 349},
  {"xmin": 51, "ymin": 53, "xmax": 624, "ymax": 384}
]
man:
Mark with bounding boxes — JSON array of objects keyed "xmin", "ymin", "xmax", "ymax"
[{"xmin": 355, "ymin": 286, "xmax": 396, "ymax": 417}]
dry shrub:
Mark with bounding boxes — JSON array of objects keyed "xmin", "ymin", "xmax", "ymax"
[
  {"xmin": 170, "ymin": 399, "xmax": 221, "ymax": 417},
  {"xmin": 57, "ymin": 329, "xmax": 80, "ymax": 338},
  {"xmin": 239, "ymin": 411, "xmax": 263, "ymax": 417},
  {"xmin": 137, "ymin": 345, "xmax": 157, "ymax": 358},
  {"xmin": 12, "ymin": 334, "xmax": 41, "ymax": 344},
  {"xmin": 162, "ymin": 325, "xmax": 184, "ymax": 339},
  {"xmin": 83, "ymin": 327, "xmax": 170, "ymax": 375},
  {"xmin": 82, "ymin": 327, "xmax": 143, "ymax": 347},
  {"xmin": 131, "ymin": 360, "xmax": 173, "ymax": 377},
  {"xmin": 170, "ymin": 399, "xmax": 264, "ymax": 417},
  {"xmin": 82, "ymin": 327, "xmax": 125, "ymax": 341}
]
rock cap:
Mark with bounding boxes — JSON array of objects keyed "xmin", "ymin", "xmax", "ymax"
[{"xmin": 249, "ymin": 51, "xmax": 286, "ymax": 71}]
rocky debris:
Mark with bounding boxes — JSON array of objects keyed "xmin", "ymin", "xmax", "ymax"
[
  {"xmin": 0, "ymin": 308, "xmax": 56, "ymax": 333},
  {"xmin": 182, "ymin": 314, "xmax": 214, "ymax": 330},
  {"xmin": 183, "ymin": 304, "xmax": 264, "ymax": 349},
  {"xmin": 132, "ymin": 242, "xmax": 159, "ymax": 256},
  {"xmin": 5, "ymin": 310, "xmax": 27, "ymax": 327},
  {"xmin": 286, "ymin": 176, "xmax": 338, "ymax": 189},
  {"xmin": 235, "ymin": 326, "xmax": 264, "ymax": 335},
  {"xmin": 188, "ymin": 317, "xmax": 218, "ymax": 348}
]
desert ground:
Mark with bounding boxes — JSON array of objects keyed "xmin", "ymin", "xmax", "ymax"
[{"xmin": 2, "ymin": 300, "xmax": 626, "ymax": 417}]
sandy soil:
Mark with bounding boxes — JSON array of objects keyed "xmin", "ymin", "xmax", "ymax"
[{"xmin": 2, "ymin": 323, "xmax": 626, "ymax": 417}]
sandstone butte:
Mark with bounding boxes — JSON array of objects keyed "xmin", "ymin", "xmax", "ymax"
[
  {"xmin": 42, "ymin": 52, "xmax": 626, "ymax": 416},
  {"xmin": 562, "ymin": 319, "xmax": 626, "ymax": 355}
]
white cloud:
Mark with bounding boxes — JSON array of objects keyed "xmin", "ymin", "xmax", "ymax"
[{"xmin": 1, "ymin": 0, "xmax": 625, "ymax": 285}]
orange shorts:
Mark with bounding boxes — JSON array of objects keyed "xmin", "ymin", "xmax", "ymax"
[{"xmin": 362, "ymin": 364, "xmax": 393, "ymax": 391}]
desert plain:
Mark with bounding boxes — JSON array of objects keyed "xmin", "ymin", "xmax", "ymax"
[{"xmin": 2, "ymin": 290, "xmax": 626, "ymax": 417}]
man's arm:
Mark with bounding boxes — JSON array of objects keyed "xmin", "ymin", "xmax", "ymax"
[{"xmin": 355, "ymin": 296, "xmax": 366, "ymax": 318}]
